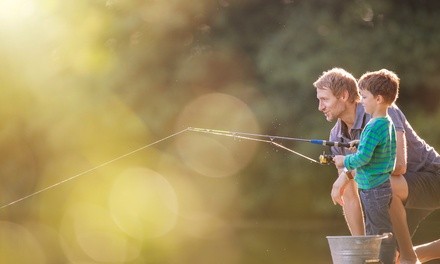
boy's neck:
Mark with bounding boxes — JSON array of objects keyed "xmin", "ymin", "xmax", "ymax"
[{"xmin": 371, "ymin": 105, "xmax": 389, "ymax": 118}]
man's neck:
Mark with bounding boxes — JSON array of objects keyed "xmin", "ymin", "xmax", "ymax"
[{"xmin": 340, "ymin": 103, "xmax": 357, "ymax": 131}]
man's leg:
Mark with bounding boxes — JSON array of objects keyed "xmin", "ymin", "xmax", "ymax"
[
  {"xmin": 390, "ymin": 176, "xmax": 419, "ymax": 263},
  {"xmin": 406, "ymin": 208, "xmax": 435, "ymax": 263},
  {"xmin": 389, "ymin": 196, "xmax": 419, "ymax": 263},
  {"xmin": 414, "ymin": 239, "xmax": 440, "ymax": 263},
  {"xmin": 399, "ymin": 164, "xmax": 440, "ymax": 262},
  {"xmin": 342, "ymin": 180, "xmax": 365, "ymax": 235}
]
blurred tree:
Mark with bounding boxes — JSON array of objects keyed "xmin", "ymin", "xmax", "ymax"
[{"xmin": 1, "ymin": 0, "xmax": 440, "ymax": 262}]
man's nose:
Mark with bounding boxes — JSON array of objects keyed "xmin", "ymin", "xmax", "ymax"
[{"xmin": 318, "ymin": 101, "xmax": 325, "ymax": 111}]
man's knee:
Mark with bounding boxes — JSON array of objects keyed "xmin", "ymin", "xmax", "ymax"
[{"xmin": 390, "ymin": 175, "xmax": 409, "ymax": 202}]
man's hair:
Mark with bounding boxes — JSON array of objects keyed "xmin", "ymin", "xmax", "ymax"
[
  {"xmin": 358, "ymin": 69, "xmax": 399, "ymax": 105},
  {"xmin": 313, "ymin": 68, "xmax": 361, "ymax": 103}
]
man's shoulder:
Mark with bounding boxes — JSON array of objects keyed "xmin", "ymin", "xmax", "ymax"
[
  {"xmin": 388, "ymin": 104, "xmax": 406, "ymax": 129},
  {"xmin": 388, "ymin": 104, "xmax": 405, "ymax": 119}
]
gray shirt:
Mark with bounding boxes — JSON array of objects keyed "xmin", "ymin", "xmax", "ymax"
[{"xmin": 330, "ymin": 103, "xmax": 440, "ymax": 172}]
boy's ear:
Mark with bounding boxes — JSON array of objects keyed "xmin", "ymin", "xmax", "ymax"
[{"xmin": 376, "ymin": 95, "xmax": 385, "ymax": 104}]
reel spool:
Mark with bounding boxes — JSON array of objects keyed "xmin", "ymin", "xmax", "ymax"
[{"xmin": 319, "ymin": 153, "xmax": 334, "ymax": 165}]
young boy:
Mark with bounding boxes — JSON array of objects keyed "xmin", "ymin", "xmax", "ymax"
[{"xmin": 332, "ymin": 69, "xmax": 400, "ymax": 264}]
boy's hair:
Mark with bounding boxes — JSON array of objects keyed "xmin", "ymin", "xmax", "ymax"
[
  {"xmin": 358, "ymin": 69, "xmax": 399, "ymax": 105},
  {"xmin": 313, "ymin": 68, "xmax": 361, "ymax": 103}
]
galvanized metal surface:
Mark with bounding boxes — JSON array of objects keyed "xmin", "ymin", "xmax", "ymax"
[{"xmin": 327, "ymin": 235, "xmax": 384, "ymax": 264}]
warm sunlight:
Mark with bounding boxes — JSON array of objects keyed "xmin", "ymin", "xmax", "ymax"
[
  {"xmin": 0, "ymin": 0, "xmax": 38, "ymax": 28},
  {"xmin": 1, "ymin": 1, "xmax": 439, "ymax": 263}
]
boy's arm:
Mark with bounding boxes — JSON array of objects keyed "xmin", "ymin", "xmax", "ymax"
[{"xmin": 344, "ymin": 126, "xmax": 377, "ymax": 170}]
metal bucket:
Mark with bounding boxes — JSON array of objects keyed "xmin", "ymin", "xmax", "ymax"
[{"xmin": 326, "ymin": 234, "xmax": 388, "ymax": 264}]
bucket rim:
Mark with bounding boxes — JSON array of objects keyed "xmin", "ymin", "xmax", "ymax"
[{"xmin": 326, "ymin": 235, "xmax": 384, "ymax": 239}]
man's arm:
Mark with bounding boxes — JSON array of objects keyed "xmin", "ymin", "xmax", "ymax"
[
  {"xmin": 330, "ymin": 169, "xmax": 365, "ymax": 235},
  {"xmin": 328, "ymin": 122, "xmax": 365, "ymax": 235},
  {"xmin": 388, "ymin": 106, "xmax": 407, "ymax": 176},
  {"xmin": 392, "ymin": 130, "xmax": 407, "ymax": 176},
  {"xmin": 331, "ymin": 170, "xmax": 351, "ymax": 205}
]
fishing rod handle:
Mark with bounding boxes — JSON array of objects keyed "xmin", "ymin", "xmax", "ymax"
[{"xmin": 310, "ymin": 139, "xmax": 358, "ymax": 148}]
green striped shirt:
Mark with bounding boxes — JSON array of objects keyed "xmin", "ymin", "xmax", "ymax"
[{"xmin": 344, "ymin": 116, "xmax": 396, "ymax": 190}]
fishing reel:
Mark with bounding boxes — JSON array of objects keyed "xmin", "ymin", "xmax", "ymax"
[{"xmin": 319, "ymin": 152, "xmax": 334, "ymax": 165}]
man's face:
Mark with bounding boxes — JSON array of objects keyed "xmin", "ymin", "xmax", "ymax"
[{"xmin": 316, "ymin": 88, "xmax": 346, "ymax": 122}]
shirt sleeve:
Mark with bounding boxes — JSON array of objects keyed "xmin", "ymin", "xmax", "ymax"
[
  {"xmin": 388, "ymin": 104, "xmax": 405, "ymax": 132},
  {"xmin": 343, "ymin": 123, "xmax": 382, "ymax": 170}
]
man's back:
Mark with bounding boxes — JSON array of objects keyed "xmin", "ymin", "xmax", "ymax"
[{"xmin": 330, "ymin": 103, "xmax": 440, "ymax": 172}]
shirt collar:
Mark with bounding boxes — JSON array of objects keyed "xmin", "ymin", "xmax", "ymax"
[
  {"xmin": 353, "ymin": 103, "xmax": 368, "ymax": 130},
  {"xmin": 337, "ymin": 103, "xmax": 369, "ymax": 139}
]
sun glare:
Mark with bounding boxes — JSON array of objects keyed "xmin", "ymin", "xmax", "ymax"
[{"xmin": 0, "ymin": 0, "xmax": 38, "ymax": 28}]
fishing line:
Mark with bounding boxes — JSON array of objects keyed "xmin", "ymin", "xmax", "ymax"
[
  {"xmin": 270, "ymin": 141, "xmax": 320, "ymax": 164},
  {"xmin": 0, "ymin": 128, "xmax": 189, "ymax": 210},
  {"xmin": 0, "ymin": 126, "xmax": 330, "ymax": 210}
]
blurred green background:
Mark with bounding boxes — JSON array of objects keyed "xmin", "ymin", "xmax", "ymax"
[{"xmin": 1, "ymin": 0, "xmax": 439, "ymax": 263}]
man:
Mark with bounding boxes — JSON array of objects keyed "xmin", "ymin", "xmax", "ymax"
[{"xmin": 313, "ymin": 68, "xmax": 440, "ymax": 263}]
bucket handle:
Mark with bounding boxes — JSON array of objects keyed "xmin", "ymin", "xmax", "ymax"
[{"xmin": 379, "ymin": 232, "xmax": 393, "ymax": 240}]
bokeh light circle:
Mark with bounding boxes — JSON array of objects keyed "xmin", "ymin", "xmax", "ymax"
[
  {"xmin": 176, "ymin": 92, "xmax": 260, "ymax": 177},
  {"xmin": 109, "ymin": 167, "xmax": 179, "ymax": 240},
  {"xmin": 60, "ymin": 202, "xmax": 141, "ymax": 263},
  {"xmin": 0, "ymin": 221, "xmax": 46, "ymax": 263}
]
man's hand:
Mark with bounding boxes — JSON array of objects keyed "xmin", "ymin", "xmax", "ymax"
[
  {"xmin": 331, "ymin": 171, "xmax": 350, "ymax": 206},
  {"xmin": 348, "ymin": 140, "xmax": 360, "ymax": 152}
]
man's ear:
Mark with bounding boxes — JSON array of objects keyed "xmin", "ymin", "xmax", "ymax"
[{"xmin": 342, "ymin": 89, "xmax": 350, "ymax": 101}]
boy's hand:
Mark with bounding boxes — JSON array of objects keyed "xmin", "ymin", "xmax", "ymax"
[
  {"xmin": 348, "ymin": 140, "xmax": 360, "ymax": 152},
  {"xmin": 333, "ymin": 155, "xmax": 345, "ymax": 169}
]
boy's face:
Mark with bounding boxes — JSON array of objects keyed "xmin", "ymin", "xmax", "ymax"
[
  {"xmin": 316, "ymin": 87, "xmax": 346, "ymax": 122},
  {"xmin": 360, "ymin": 89, "xmax": 377, "ymax": 115}
]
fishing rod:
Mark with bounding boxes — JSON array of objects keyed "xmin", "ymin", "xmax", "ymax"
[
  {"xmin": 0, "ymin": 126, "xmax": 349, "ymax": 210},
  {"xmin": 187, "ymin": 128, "xmax": 321, "ymax": 164},
  {"xmin": 187, "ymin": 127, "xmax": 357, "ymax": 148},
  {"xmin": 187, "ymin": 127, "xmax": 356, "ymax": 165}
]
